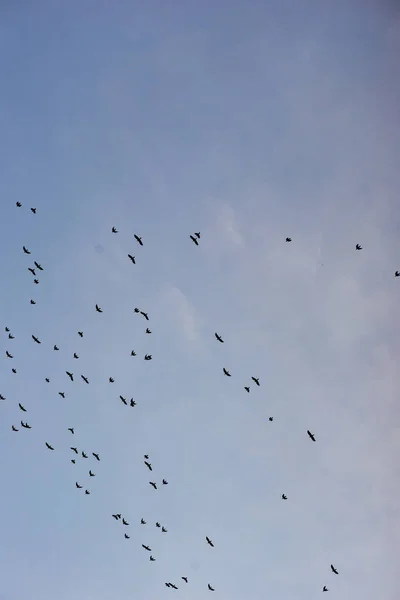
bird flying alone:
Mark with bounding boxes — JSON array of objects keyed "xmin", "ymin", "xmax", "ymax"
[
  {"xmin": 149, "ymin": 481, "xmax": 157, "ymax": 489},
  {"xmin": 356, "ymin": 243, "xmax": 362, "ymax": 250},
  {"xmin": 323, "ymin": 586, "xmax": 328, "ymax": 592},
  {"xmin": 32, "ymin": 335, "xmax": 41, "ymax": 344},
  {"xmin": 128, "ymin": 254, "xmax": 136, "ymax": 264},
  {"xmin": 190, "ymin": 234, "xmax": 199, "ymax": 245},
  {"xmin": 23, "ymin": 246, "xmax": 31, "ymax": 254},
  {"xmin": 112, "ymin": 226, "xmax": 118, "ymax": 233},
  {"xmin": 286, "ymin": 237, "xmax": 292, "ymax": 242},
  {"xmin": 134, "ymin": 234, "xmax": 143, "ymax": 246},
  {"xmin": 395, "ymin": 271, "xmax": 399, "ymax": 277},
  {"xmin": 208, "ymin": 584, "xmax": 215, "ymax": 591},
  {"xmin": 215, "ymin": 332, "xmax": 224, "ymax": 343},
  {"xmin": 95, "ymin": 304, "xmax": 103, "ymax": 313},
  {"xmin": 206, "ymin": 536, "xmax": 214, "ymax": 547},
  {"xmin": 223, "ymin": 368, "xmax": 231, "ymax": 377},
  {"xmin": 45, "ymin": 442, "xmax": 54, "ymax": 450},
  {"xmin": 251, "ymin": 376, "xmax": 260, "ymax": 386},
  {"xmin": 330, "ymin": 564, "xmax": 339, "ymax": 575},
  {"xmin": 307, "ymin": 430, "xmax": 316, "ymax": 441}
]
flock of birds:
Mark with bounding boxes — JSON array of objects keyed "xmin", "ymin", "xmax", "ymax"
[{"xmin": 3, "ymin": 201, "xmax": 399, "ymax": 595}]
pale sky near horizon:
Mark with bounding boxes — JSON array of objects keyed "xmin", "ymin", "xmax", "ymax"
[{"xmin": 0, "ymin": 2, "xmax": 399, "ymax": 599}]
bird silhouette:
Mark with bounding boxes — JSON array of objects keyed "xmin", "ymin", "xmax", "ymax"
[
  {"xmin": 21, "ymin": 421, "xmax": 31, "ymax": 429},
  {"xmin": 85, "ymin": 490, "xmax": 90, "ymax": 495},
  {"xmin": 12, "ymin": 368, "xmax": 17, "ymax": 374},
  {"xmin": 12, "ymin": 425, "xmax": 19, "ymax": 431},
  {"xmin": 32, "ymin": 335, "xmax": 41, "ymax": 344},
  {"xmin": 8, "ymin": 333, "xmax": 14, "ymax": 339},
  {"xmin": 307, "ymin": 430, "xmax": 316, "ymax": 442},
  {"xmin": 66, "ymin": 371, "xmax": 74, "ymax": 381},
  {"xmin": 286, "ymin": 237, "xmax": 292, "ymax": 242},
  {"xmin": 68, "ymin": 428, "xmax": 74, "ymax": 434},
  {"xmin": 95, "ymin": 304, "xmax": 103, "ymax": 313},
  {"xmin": 53, "ymin": 345, "xmax": 59, "ymax": 351},
  {"xmin": 81, "ymin": 375, "xmax": 89, "ymax": 384},
  {"xmin": 31, "ymin": 207, "xmax": 36, "ymax": 214},
  {"xmin": 356, "ymin": 244, "xmax": 362, "ymax": 250},
  {"xmin": 73, "ymin": 353, "xmax": 79, "ymax": 359},
  {"xmin": 194, "ymin": 232, "xmax": 200, "ymax": 238},
  {"xmin": 162, "ymin": 526, "xmax": 167, "ymax": 533},
  {"xmin": 128, "ymin": 254, "xmax": 136, "ymax": 264},
  {"xmin": 142, "ymin": 544, "xmax": 151, "ymax": 551},
  {"xmin": 134, "ymin": 308, "xmax": 140, "ymax": 313},
  {"xmin": 71, "ymin": 447, "xmax": 78, "ymax": 454},
  {"xmin": 124, "ymin": 533, "xmax": 130, "ymax": 539},
  {"xmin": 149, "ymin": 481, "xmax": 157, "ymax": 489},
  {"xmin": 45, "ymin": 378, "xmax": 50, "ymax": 383},
  {"xmin": 92, "ymin": 452, "xmax": 100, "ymax": 461},
  {"xmin": 16, "ymin": 202, "xmax": 22, "ymax": 207},
  {"xmin": 208, "ymin": 584, "xmax": 215, "ymax": 591},
  {"xmin": 130, "ymin": 399, "xmax": 137, "ymax": 407},
  {"xmin": 59, "ymin": 392, "xmax": 65, "ymax": 398},
  {"xmin": 81, "ymin": 451, "xmax": 88, "ymax": 458},
  {"xmin": 323, "ymin": 586, "xmax": 328, "ymax": 592},
  {"xmin": 395, "ymin": 271, "xmax": 399, "ymax": 277},
  {"xmin": 223, "ymin": 368, "xmax": 231, "ymax": 377},
  {"xmin": 182, "ymin": 577, "xmax": 188, "ymax": 583},
  {"xmin": 282, "ymin": 494, "xmax": 287, "ymax": 500},
  {"xmin": 23, "ymin": 246, "xmax": 31, "ymax": 254},
  {"xmin": 5, "ymin": 351, "xmax": 13, "ymax": 358},
  {"xmin": 156, "ymin": 522, "xmax": 161, "ymax": 528},
  {"xmin": 145, "ymin": 328, "xmax": 151, "ymax": 334},
  {"xmin": 149, "ymin": 555, "xmax": 155, "ymax": 561},
  {"xmin": 122, "ymin": 518, "xmax": 129, "ymax": 525},
  {"xmin": 0, "ymin": 394, "xmax": 5, "ymax": 400},
  {"xmin": 33, "ymin": 279, "xmax": 39, "ymax": 285},
  {"xmin": 34, "ymin": 261, "xmax": 43, "ymax": 270},
  {"xmin": 71, "ymin": 459, "xmax": 76, "ymax": 464},
  {"xmin": 112, "ymin": 514, "xmax": 121, "ymax": 520},
  {"xmin": 131, "ymin": 350, "xmax": 137, "ymax": 356},
  {"xmin": 120, "ymin": 396, "xmax": 127, "ymax": 405},
  {"xmin": 169, "ymin": 584, "xmax": 178, "ymax": 590},
  {"xmin": 141, "ymin": 518, "xmax": 146, "ymax": 524},
  {"xmin": 190, "ymin": 235, "xmax": 199, "ymax": 245},
  {"xmin": 78, "ymin": 331, "xmax": 83, "ymax": 337},
  {"xmin": 111, "ymin": 226, "xmax": 118, "ymax": 233},
  {"xmin": 28, "ymin": 267, "xmax": 36, "ymax": 276},
  {"xmin": 18, "ymin": 403, "xmax": 26, "ymax": 412},
  {"xmin": 30, "ymin": 299, "xmax": 36, "ymax": 304},
  {"xmin": 269, "ymin": 416, "xmax": 274, "ymax": 421},
  {"xmin": 45, "ymin": 442, "xmax": 54, "ymax": 450},
  {"xmin": 144, "ymin": 354, "xmax": 152, "ymax": 360},
  {"xmin": 144, "ymin": 461, "xmax": 152, "ymax": 471},
  {"xmin": 215, "ymin": 332, "xmax": 224, "ymax": 343},
  {"xmin": 89, "ymin": 470, "xmax": 95, "ymax": 477},
  {"xmin": 206, "ymin": 536, "xmax": 214, "ymax": 547},
  {"xmin": 251, "ymin": 377, "xmax": 260, "ymax": 386},
  {"xmin": 134, "ymin": 234, "xmax": 143, "ymax": 246},
  {"xmin": 330, "ymin": 565, "xmax": 339, "ymax": 575},
  {"xmin": 244, "ymin": 386, "xmax": 250, "ymax": 393},
  {"xmin": 162, "ymin": 479, "xmax": 168, "ymax": 485},
  {"xmin": 109, "ymin": 377, "xmax": 114, "ymax": 383}
]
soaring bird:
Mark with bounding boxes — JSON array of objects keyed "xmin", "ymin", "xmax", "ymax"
[
  {"xmin": 12, "ymin": 368, "xmax": 17, "ymax": 374},
  {"xmin": 169, "ymin": 584, "xmax": 178, "ymax": 590},
  {"xmin": 111, "ymin": 226, "xmax": 118, "ymax": 233},
  {"xmin": 120, "ymin": 396, "xmax": 127, "ymax": 405},
  {"xmin": 81, "ymin": 375, "xmax": 89, "ymax": 384},
  {"xmin": 112, "ymin": 514, "xmax": 121, "ymax": 520},
  {"xmin": 215, "ymin": 332, "xmax": 224, "ymax": 343},
  {"xmin": 330, "ymin": 565, "xmax": 339, "ymax": 575},
  {"xmin": 5, "ymin": 327, "xmax": 10, "ymax": 332},
  {"xmin": 162, "ymin": 479, "xmax": 168, "ymax": 485},
  {"xmin": 134, "ymin": 308, "xmax": 140, "ymax": 313},
  {"xmin": 134, "ymin": 234, "xmax": 143, "ymax": 246},
  {"xmin": 395, "ymin": 271, "xmax": 399, "ymax": 277},
  {"xmin": 124, "ymin": 533, "xmax": 130, "ymax": 539},
  {"xmin": 66, "ymin": 371, "xmax": 74, "ymax": 381},
  {"xmin": 76, "ymin": 483, "xmax": 82, "ymax": 488},
  {"xmin": 140, "ymin": 311, "xmax": 149, "ymax": 321},
  {"xmin": 144, "ymin": 454, "xmax": 149, "ymax": 459},
  {"xmin": 145, "ymin": 328, "xmax": 151, "ymax": 334},
  {"xmin": 141, "ymin": 518, "xmax": 146, "ymax": 525},
  {"xmin": 31, "ymin": 207, "xmax": 36, "ymax": 214},
  {"xmin": 95, "ymin": 304, "xmax": 103, "ymax": 313},
  {"xmin": 244, "ymin": 386, "xmax": 250, "ymax": 393},
  {"xmin": 34, "ymin": 261, "xmax": 43, "ymax": 270},
  {"xmin": 23, "ymin": 246, "xmax": 31, "ymax": 254},
  {"xmin": 307, "ymin": 430, "xmax": 316, "ymax": 442},
  {"xmin": 223, "ymin": 368, "xmax": 231, "ymax": 377},
  {"xmin": 5, "ymin": 351, "xmax": 13, "ymax": 358},
  {"xmin": 122, "ymin": 518, "xmax": 129, "ymax": 526},
  {"xmin": 34, "ymin": 279, "xmax": 39, "ymax": 284},
  {"xmin": 0, "ymin": 394, "xmax": 5, "ymax": 400},
  {"xmin": 78, "ymin": 331, "xmax": 83, "ymax": 337},
  {"xmin": 45, "ymin": 442, "xmax": 54, "ymax": 450},
  {"xmin": 149, "ymin": 481, "xmax": 157, "ymax": 489},
  {"xmin": 206, "ymin": 536, "xmax": 214, "ymax": 547},
  {"xmin": 71, "ymin": 459, "xmax": 76, "ymax": 464},
  {"xmin": 142, "ymin": 544, "xmax": 151, "ymax": 551},
  {"xmin": 59, "ymin": 392, "xmax": 65, "ymax": 398},
  {"xmin": 18, "ymin": 403, "xmax": 26, "ymax": 412},
  {"xmin": 8, "ymin": 333, "xmax": 14, "ymax": 339},
  {"xmin": 286, "ymin": 237, "xmax": 292, "ymax": 242},
  {"xmin": 208, "ymin": 584, "xmax": 215, "ymax": 591},
  {"xmin": 128, "ymin": 254, "xmax": 136, "ymax": 264},
  {"xmin": 182, "ymin": 577, "xmax": 188, "ymax": 583},
  {"xmin": 92, "ymin": 452, "xmax": 100, "ymax": 461},
  {"xmin": 162, "ymin": 526, "xmax": 167, "ymax": 533},
  {"xmin": 131, "ymin": 350, "xmax": 137, "ymax": 356},
  {"xmin": 71, "ymin": 447, "xmax": 78, "ymax": 454},
  {"xmin": 190, "ymin": 235, "xmax": 199, "ymax": 245},
  {"xmin": 32, "ymin": 335, "xmax": 41, "ymax": 344},
  {"xmin": 194, "ymin": 232, "xmax": 200, "ymax": 238},
  {"xmin": 252, "ymin": 377, "xmax": 260, "ymax": 386},
  {"xmin": 269, "ymin": 416, "xmax": 274, "ymax": 421},
  {"xmin": 156, "ymin": 522, "xmax": 161, "ymax": 528},
  {"xmin": 356, "ymin": 244, "xmax": 362, "ymax": 250},
  {"xmin": 73, "ymin": 353, "xmax": 79, "ymax": 359},
  {"xmin": 282, "ymin": 494, "xmax": 287, "ymax": 500},
  {"xmin": 16, "ymin": 201, "xmax": 22, "ymax": 207},
  {"xmin": 21, "ymin": 421, "xmax": 31, "ymax": 429},
  {"xmin": 12, "ymin": 425, "xmax": 19, "ymax": 431},
  {"xmin": 89, "ymin": 470, "xmax": 95, "ymax": 477},
  {"xmin": 130, "ymin": 399, "xmax": 137, "ymax": 407},
  {"xmin": 68, "ymin": 428, "xmax": 74, "ymax": 434},
  {"xmin": 144, "ymin": 354, "xmax": 152, "ymax": 360},
  {"xmin": 85, "ymin": 490, "xmax": 90, "ymax": 495},
  {"xmin": 81, "ymin": 452, "xmax": 88, "ymax": 459},
  {"xmin": 30, "ymin": 299, "xmax": 36, "ymax": 304},
  {"xmin": 149, "ymin": 555, "xmax": 155, "ymax": 561},
  {"xmin": 323, "ymin": 586, "xmax": 328, "ymax": 592},
  {"xmin": 165, "ymin": 583, "xmax": 171, "ymax": 588},
  {"xmin": 53, "ymin": 345, "xmax": 59, "ymax": 351},
  {"xmin": 28, "ymin": 267, "xmax": 36, "ymax": 276}
]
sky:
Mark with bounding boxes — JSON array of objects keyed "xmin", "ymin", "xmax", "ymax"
[{"xmin": 0, "ymin": 1, "xmax": 399, "ymax": 599}]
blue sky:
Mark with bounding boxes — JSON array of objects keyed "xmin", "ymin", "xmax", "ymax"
[{"xmin": 0, "ymin": 2, "xmax": 399, "ymax": 599}]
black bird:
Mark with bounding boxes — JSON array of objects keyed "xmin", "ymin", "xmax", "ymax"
[
  {"xmin": 23, "ymin": 246, "xmax": 31, "ymax": 254},
  {"xmin": 21, "ymin": 421, "xmax": 31, "ymax": 429},
  {"xmin": 244, "ymin": 386, "xmax": 250, "ymax": 393},
  {"xmin": 162, "ymin": 526, "xmax": 167, "ymax": 533},
  {"xmin": 162, "ymin": 479, "xmax": 168, "ymax": 485},
  {"xmin": 194, "ymin": 232, "xmax": 200, "ymax": 238},
  {"xmin": 109, "ymin": 377, "xmax": 114, "ymax": 383},
  {"xmin": 282, "ymin": 494, "xmax": 287, "ymax": 500},
  {"xmin": 89, "ymin": 471, "xmax": 95, "ymax": 477},
  {"xmin": 134, "ymin": 308, "xmax": 140, "ymax": 313},
  {"xmin": 190, "ymin": 235, "xmax": 199, "ymax": 245},
  {"xmin": 5, "ymin": 327, "xmax": 10, "ymax": 332},
  {"xmin": 144, "ymin": 454, "xmax": 149, "ymax": 459},
  {"xmin": 71, "ymin": 459, "xmax": 76, "ymax": 464},
  {"xmin": 223, "ymin": 368, "xmax": 231, "ymax": 377},
  {"xmin": 170, "ymin": 584, "xmax": 178, "ymax": 590},
  {"xmin": 128, "ymin": 254, "xmax": 136, "ymax": 264},
  {"xmin": 82, "ymin": 451, "xmax": 88, "ymax": 458},
  {"xmin": 120, "ymin": 396, "xmax": 127, "ymax": 405},
  {"xmin": 85, "ymin": 490, "xmax": 90, "ymax": 495},
  {"xmin": 356, "ymin": 244, "xmax": 362, "ymax": 250},
  {"xmin": 112, "ymin": 514, "xmax": 120, "ymax": 520},
  {"xmin": 16, "ymin": 202, "xmax": 22, "ymax": 207},
  {"xmin": 307, "ymin": 430, "xmax": 316, "ymax": 442},
  {"xmin": 134, "ymin": 234, "xmax": 143, "ymax": 246},
  {"xmin": 140, "ymin": 311, "xmax": 149, "ymax": 321},
  {"xmin": 251, "ymin": 377, "xmax": 260, "ymax": 386},
  {"xmin": 92, "ymin": 452, "xmax": 100, "ymax": 461},
  {"xmin": 81, "ymin": 375, "xmax": 89, "ymax": 384},
  {"xmin": 66, "ymin": 371, "xmax": 74, "ymax": 381},
  {"xmin": 68, "ymin": 428, "xmax": 74, "ymax": 434},
  {"xmin": 33, "ymin": 278, "xmax": 39, "ymax": 284},
  {"xmin": 149, "ymin": 481, "xmax": 157, "ymax": 489},
  {"xmin": 31, "ymin": 207, "xmax": 36, "ymax": 214},
  {"xmin": 5, "ymin": 351, "xmax": 13, "ymax": 358},
  {"xmin": 95, "ymin": 304, "xmax": 103, "ymax": 313},
  {"xmin": 395, "ymin": 271, "xmax": 399, "ymax": 277},
  {"xmin": 286, "ymin": 237, "xmax": 292, "ymax": 242},
  {"xmin": 18, "ymin": 403, "xmax": 26, "ymax": 412},
  {"xmin": 30, "ymin": 299, "xmax": 36, "ymax": 304},
  {"xmin": 32, "ymin": 335, "xmax": 41, "ymax": 344},
  {"xmin": 78, "ymin": 331, "xmax": 83, "ymax": 337},
  {"xmin": 165, "ymin": 583, "xmax": 171, "ymax": 588},
  {"xmin": 323, "ymin": 586, "xmax": 328, "ymax": 592},
  {"xmin": 131, "ymin": 350, "xmax": 137, "ymax": 356},
  {"xmin": 71, "ymin": 447, "xmax": 78, "ymax": 454},
  {"xmin": 28, "ymin": 267, "xmax": 36, "ymax": 276},
  {"xmin": 59, "ymin": 392, "xmax": 65, "ymax": 398},
  {"xmin": 45, "ymin": 378, "xmax": 50, "ymax": 383},
  {"xmin": 145, "ymin": 328, "xmax": 151, "ymax": 334},
  {"xmin": 269, "ymin": 416, "xmax": 274, "ymax": 421},
  {"xmin": 54, "ymin": 345, "xmax": 59, "ymax": 351},
  {"xmin": 34, "ymin": 262, "xmax": 43, "ymax": 270},
  {"xmin": 122, "ymin": 518, "xmax": 129, "ymax": 525},
  {"xmin": 141, "ymin": 518, "xmax": 146, "ymax": 524},
  {"xmin": 0, "ymin": 394, "xmax": 5, "ymax": 400},
  {"xmin": 130, "ymin": 399, "xmax": 136, "ymax": 407},
  {"xmin": 182, "ymin": 577, "xmax": 188, "ymax": 583},
  {"xmin": 12, "ymin": 425, "xmax": 19, "ymax": 431},
  {"xmin": 111, "ymin": 226, "xmax": 118, "ymax": 233},
  {"xmin": 149, "ymin": 555, "xmax": 155, "ymax": 561},
  {"xmin": 144, "ymin": 354, "xmax": 152, "ymax": 360},
  {"xmin": 8, "ymin": 334, "xmax": 14, "ymax": 339},
  {"xmin": 156, "ymin": 522, "xmax": 161, "ymax": 528},
  {"xmin": 330, "ymin": 565, "xmax": 339, "ymax": 575},
  {"xmin": 208, "ymin": 584, "xmax": 215, "ymax": 591},
  {"xmin": 45, "ymin": 442, "xmax": 54, "ymax": 450},
  {"xmin": 124, "ymin": 534, "xmax": 130, "ymax": 539},
  {"xmin": 206, "ymin": 536, "xmax": 214, "ymax": 547},
  {"xmin": 12, "ymin": 368, "xmax": 17, "ymax": 374},
  {"xmin": 215, "ymin": 332, "xmax": 224, "ymax": 343},
  {"xmin": 73, "ymin": 353, "xmax": 79, "ymax": 359},
  {"xmin": 142, "ymin": 544, "xmax": 151, "ymax": 551}
]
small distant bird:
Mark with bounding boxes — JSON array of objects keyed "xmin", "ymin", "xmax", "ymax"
[
  {"xmin": 165, "ymin": 583, "xmax": 171, "ymax": 588},
  {"xmin": 142, "ymin": 544, "xmax": 151, "ymax": 551},
  {"xmin": 194, "ymin": 232, "xmax": 200, "ymax": 238},
  {"xmin": 149, "ymin": 481, "xmax": 157, "ymax": 489},
  {"xmin": 66, "ymin": 371, "xmax": 74, "ymax": 381},
  {"xmin": 128, "ymin": 254, "xmax": 136, "ymax": 264},
  {"xmin": 12, "ymin": 425, "xmax": 19, "ymax": 431},
  {"xmin": 124, "ymin": 533, "xmax": 130, "ymax": 539},
  {"xmin": 130, "ymin": 399, "xmax": 136, "ymax": 407},
  {"xmin": 85, "ymin": 490, "xmax": 90, "ymax": 495},
  {"xmin": 149, "ymin": 556, "xmax": 155, "ymax": 561},
  {"xmin": 76, "ymin": 482, "xmax": 83, "ymax": 489},
  {"xmin": 32, "ymin": 335, "xmax": 41, "ymax": 344},
  {"xmin": 28, "ymin": 267, "xmax": 36, "ymax": 276},
  {"xmin": 45, "ymin": 442, "xmax": 54, "ymax": 450},
  {"xmin": 34, "ymin": 262, "xmax": 43, "ymax": 270},
  {"xmin": 81, "ymin": 375, "xmax": 89, "ymax": 384},
  {"xmin": 23, "ymin": 246, "xmax": 31, "ymax": 254},
  {"xmin": 134, "ymin": 234, "xmax": 143, "ymax": 246},
  {"xmin": 252, "ymin": 377, "xmax": 260, "ymax": 386},
  {"xmin": 140, "ymin": 311, "xmax": 149, "ymax": 321},
  {"xmin": 12, "ymin": 368, "xmax": 17, "ymax": 374},
  {"xmin": 82, "ymin": 451, "xmax": 88, "ymax": 458},
  {"xmin": 31, "ymin": 207, "xmax": 36, "ymax": 214},
  {"xmin": 282, "ymin": 494, "xmax": 287, "ymax": 500},
  {"xmin": 145, "ymin": 328, "xmax": 151, "ymax": 334},
  {"xmin": 30, "ymin": 299, "xmax": 36, "ymax": 304},
  {"xmin": 215, "ymin": 332, "xmax": 224, "ymax": 343},
  {"xmin": 5, "ymin": 327, "xmax": 9, "ymax": 332},
  {"xmin": 307, "ymin": 430, "xmax": 316, "ymax": 442},
  {"xmin": 68, "ymin": 428, "xmax": 74, "ymax": 434},
  {"xmin": 156, "ymin": 522, "xmax": 161, "ymax": 528},
  {"xmin": 269, "ymin": 416, "xmax": 274, "ymax": 421},
  {"xmin": 16, "ymin": 202, "xmax": 22, "ymax": 207},
  {"xmin": 244, "ymin": 386, "xmax": 250, "ymax": 393},
  {"xmin": 120, "ymin": 396, "xmax": 127, "ymax": 405},
  {"xmin": 162, "ymin": 526, "xmax": 167, "ymax": 533},
  {"xmin": 144, "ymin": 354, "xmax": 152, "ymax": 360},
  {"xmin": 18, "ymin": 403, "xmax": 26, "ymax": 412},
  {"xmin": 323, "ymin": 586, "xmax": 328, "ymax": 592},
  {"xmin": 131, "ymin": 350, "xmax": 136, "ymax": 356},
  {"xmin": 0, "ymin": 394, "xmax": 5, "ymax": 400},
  {"xmin": 45, "ymin": 378, "xmax": 50, "ymax": 383},
  {"xmin": 134, "ymin": 308, "xmax": 140, "ymax": 313},
  {"xmin": 111, "ymin": 226, "xmax": 118, "ymax": 233},
  {"xmin": 73, "ymin": 353, "xmax": 79, "ymax": 359},
  {"xmin": 190, "ymin": 234, "xmax": 199, "ymax": 245},
  {"xmin": 395, "ymin": 271, "xmax": 399, "ymax": 277},
  {"xmin": 71, "ymin": 447, "xmax": 78, "ymax": 454},
  {"xmin": 89, "ymin": 470, "xmax": 95, "ymax": 477},
  {"xmin": 78, "ymin": 331, "xmax": 83, "ymax": 337},
  {"xmin": 53, "ymin": 345, "xmax": 59, "ymax": 351},
  {"xmin": 182, "ymin": 577, "xmax": 188, "ymax": 583},
  {"xmin": 206, "ymin": 536, "xmax": 214, "ymax": 547},
  {"xmin": 92, "ymin": 452, "xmax": 100, "ymax": 461},
  {"xmin": 109, "ymin": 377, "xmax": 114, "ymax": 383},
  {"xmin": 162, "ymin": 479, "xmax": 168, "ymax": 485},
  {"xmin": 5, "ymin": 351, "xmax": 13, "ymax": 358},
  {"xmin": 34, "ymin": 279, "xmax": 39, "ymax": 284},
  {"xmin": 330, "ymin": 565, "xmax": 339, "ymax": 575},
  {"xmin": 144, "ymin": 454, "xmax": 149, "ymax": 459},
  {"xmin": 122, "ymin": 518, "xmax": 129, "ymax": 526},
  {"xmin": 59, "ymin": 392, "xmax": 65, "ymax": 398},
  {"xmin": 112, "ymin": 514, "xmax": 120, "ymax": 520},
  {"xmin": 286, "ymin": 237, "xmax": 292, "ymax": 242},
  {"xmin": 223, "ymin": 368, "xmax": 231, "ymax": 377},
  {"xmin": 95, "ymin": 304, "xmax": 103, "ymax": 313},
  {"xmin": 208, "ymin": 584, "xmax": 215, "ymax": 591},
  {"xmin": 169, "ymin": 584, "xmax": 178, "ymax": 590},
  {"xmin": 8, "ymin": 333, "xmax": 14, "ymax": 339},
  {"xmin": 71, "ymin": 459, "xmax": 76, "ymax": 464},
  {"xmin": 21, "ymin": 421, "xmax": 31, "ymax": 429},
  {"xmin": 356, "ymin": 244, "xmax": 362, "ymax": 250},
  {"xmin": 141, "ymin": 518, "xmax": 146, "ymax": 524}
]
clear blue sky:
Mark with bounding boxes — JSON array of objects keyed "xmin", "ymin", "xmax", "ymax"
[{"xmin": 0, "ymin": 2, "xmax": 399, "ymax": 599}]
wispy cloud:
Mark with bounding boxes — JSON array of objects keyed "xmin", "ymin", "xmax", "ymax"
[
  {"xmin": 162, "ymin": 283, "xmax": 200, "ymax": 342},
  {"xmin": 204, "ymin": 203, "xmax": 245, "ymax": 253}
]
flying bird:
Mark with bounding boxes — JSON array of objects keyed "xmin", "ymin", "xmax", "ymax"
[
  {"xmin": 23, "ymin": 246, "xmax": 31, "ymax": 254},
  {"xmin": 330, "ymin": 565, "xmax": 339, "ymax": 575},
  {"xmin": 53, "ymin": 345, "xmax": 59, "ymax": 351},
  {"xmin": 162, "ymin": 526, "xmax": 167, "ymax": 533},
  {"xmin": 149, "ymin": 481, "xmax": 157, "ymax": 489},
  {"xmin": 34, "ymin": 262, "xmax": 43, "ymax": 270},
  {"xmin": 68, "ymin": 428, "xmax": 74, "ymax": 434},
  {"xmin": 307, "ymin": 430, "xmax": 316, "ymax": 441},
  {"xmin": 251, "ymin": 377, "xmax": 260, "ymax": 386},
  {"xmin": 71, "ymin": 447, "xmax": 78, "ymax": 454},
  {"xmin": 111, "ymin": 226, "xmax": 118, "ymax": 233},
  {"xmin": 12, "ymin": 368, "xmax": 17, "ymax": 374},
  {"xmin": 59, "ymin": 392, "xmax": 65, "ymax": 398},
  {"xmin": 286, "ymin": 237, "xmax": 292, "ymax": 242},
  {"xmin": 244, "ymin": 386, "xmax": 250, "ymax": 393},
  {"xmin": 66, "ymin": 371, "xmax": 74, "ymax": 381},
  {"xmin": 323, "ymin": 586, "xmax": 328, "ymax": 592},
  {"xmin": 21, "ymin": 421, "xmax": 31, "ymax": 429},
  {"xmin": 16, "ymin": 201, "xmax": 22, "ymax": 207},
  {"xmin": 223, "ymin": 368, "xmax": 231, "ymax": 377},
  {"xmin": 129, "ymin": 398, "xmax": 136, "ymax": 407},
  {"xmin": 82, "ymin": 451, "xmax": 88, "ymax": 458},
  {"xmin": 149, "ymin": 555, "xmax": 155, "ymax": 561},
  {"xmin": 182, "ymin": 577, "xmax": 188, "ymax": 583},
  {"xmin": 28, "ymin": 267, "xmax": 36, "ymax": 276},
  {"xmin": 395, "ymin": 271, "xmax": 399, "ymax": 277},
  {"xmin": 109, "ymin": 377, "xmax": 114, "ymax": 383},
  {"xmin": 142, "ymin": 545, "xmax": 151, "ymax": 551},
  {"xmin": 89, "ymin": 470, "xmax": 95, "ymax": 477},
  {"xmin": 194, "ymin": 232, "xmax": 200, "ymax": 238},
  {"xmin": 145, "ymin": 328, "xmax": 151, "ymax": 334},
  {"xmin": 5, "ymin": 351, "xmax": 13, "ymax": 358},
  {"xmin": 95, "ymin": 304, "xmax": 103, "ymax": 313},
  {"xmin": 33, "ymin": 279, "xmax": 39, "ymax": 284},
  {"xmin": 206, "ymin": 536, "xmax": 214, "ymax": 547},
  {"xmin": 30, "ymin": 299, "xmax": 36, "ymax": 304},
  {"xmin": 141, "ymin": 518, "xmax": 146, "ymax": 525},
  {"xmin": 71, "ymin": 459, "xmax": 75, "ymax": 464},
  {"xmin": 128, "ymin": 254, "xmax": 136, "ymax": 264},
  {"xmin": 190, "ymin": 235, "xmax": 199, "ymax": 245},
  {"xmin": 131, "ymin": 350, "xmax": 136, "ymax": 356},
  {"xmin": 169, "ymin": 584, "xmax": 178, "ymax": 590},
  {"xmin": 140, "ymin": 311, "xmax": 149, "ymax": 320},
  {"xmin": 81, "ymin": 375, "xmax": 89, "ymax": 384},
  {"xmin": 134, "ymin": 308, "xmax": 140, "ymax": 313},
  {"xmin": 12, "ymin": 425, "xmax": 19, "ymax": 431},
  {"xmin": 144, "ymin": 454, "xmax": 149, "ymax": 459},
  {"xmin": 112, "ymin": 514, "xmax": 120, "ymax": 520},
  {"xmin": 18, "ymin": 403, "xmax": 26, "ymax": 412},
  {"xmin": 144, "ymin": 354, "xmax": 152, "ymax": 360},
  {"xmin": 92, "ymin": 452, "xmax": 100, "ymax": 461},
  {"xmin": 356, "ymin": 244, "xmax": 362, "ymax": 250},
  {"xmin": 122, "ymin": 518, "xmax": 129, "ymax": 525},
  {"xmin": 85, "ymin": 490, "xmax": 90, "ymax": 495},
  {"xmin": 208, "ymin": 584, "xmax": 215, "ymax": 591},
  {"xmin": 269, "ymin": 416, "xmax": 274, "ymax": 421},
  {"xmin": 0, "ymin": 394, "xmax": 5, "ymax": 400},
  {"xmin": 120, "ymin": 396, "xmax": 127, "ymax": 405},
  {"xmin": 215, "ymin": 332, "xmax": 224, "ymax": 343},
  {"xmin": 45, "ymin": 442, "xmax": 54, "ymax": 450},
  {"xmin": 5, "ymin": 327, "xmax": 10, "ymax": 332},
  {"xmin": 282, "ymin": 494, "xmax": 287, "ymax": 500},
  {"xmin": 31, "ymin": 207, "xmax": 36, "ymax": 213},
  {"xmin": 8, "ymin": 333, "xmax": 14, "ymax": 339},
  {"xmin": 162, "ymin": 479, "xmax": 168, "ymax": 485},
  {"xmin": 124, "ymin": 533, "xmax": 130, "ymax": 539},
  {"xmin": 32, "ymin": 335, "xmax": 41, "ymax": 344},
  {"xmin": 134, "ymin": 234, "xmax": 143, "ymax": 246},
  {"xmin": 73, "ymin": 353, "xmax": 79, "ymax": 359},
  {"xmin": 78, "ymin": 331, "xmax": 83, "ymax": 337},
  {"xmin": 156, "ymin": 522, "xmax": 161, "ymax": 528}
]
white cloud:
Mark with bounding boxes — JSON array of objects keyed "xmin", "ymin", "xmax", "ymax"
[{"xmin": 162, "ymin": 283, "xmax": 199, "ymax": 342}]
